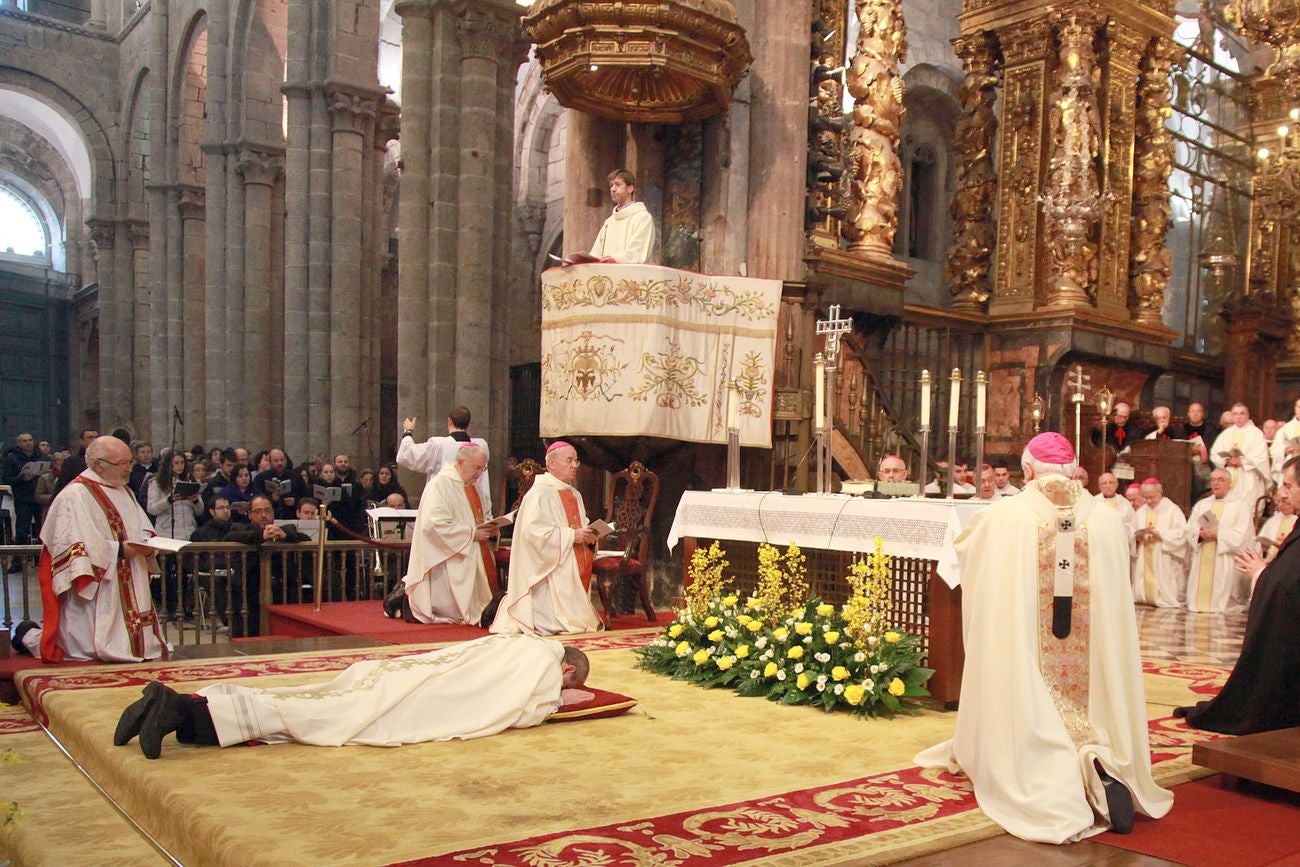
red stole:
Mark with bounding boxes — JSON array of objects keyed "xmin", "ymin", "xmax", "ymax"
[
  {"xmin": 38, "ymin": 476, "xmax": 162, "ymax": 662},
  {"xmin": 558, "ymin": 488, "xmax": 593, "ymax": 591},
  {"xmin": 463, "ymin": 483, "xmax": 499, "ymax": 595}
]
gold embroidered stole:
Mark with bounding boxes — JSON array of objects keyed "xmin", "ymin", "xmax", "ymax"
[
  {"xmin": 1195, "ymin": 500, "xmax": 1224, "ymax": 610},
  {"xmin": 1142, "ymin": 508, "xmax": 1158, "ymax": 602},
  {"xmin": 557, "ymin": 488, "xmax": 593, "ymax": 591}
]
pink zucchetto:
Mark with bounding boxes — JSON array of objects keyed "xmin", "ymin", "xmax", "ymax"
[
  {"xmin": 1025, "ymin": 431, "xmax": 1074, "ymax": 465},
  {"xmin": 546, "ymin": 440, "xmax": 573, "ymax": 455},
  {"xmin": 1142, "ymin": 477, "xmax": 1161, "ymax": 487}
]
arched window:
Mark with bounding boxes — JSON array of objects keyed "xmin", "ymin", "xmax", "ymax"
[{"xmin": 0, "ymin": 184, "xmax": 48, "ymax": 260}]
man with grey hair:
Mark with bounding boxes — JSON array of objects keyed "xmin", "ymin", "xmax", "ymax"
[
  {"xmin": 1210, "ymin": 403, "xmax": 1269, "ymax": 510},
  {"xmin": 917, "ymin": 432, "xmax": 1171, "ymax": 842},
  {"xmin": 386, "ymin": 443, "xmax": 499, "ymax": 625},
  {"xmin": 877, "ymin": 454, "xmax": 909, "ymax": 483},
  {"xmin": 491, "ymin": 441, "xmax": 602, "ymax": 636},
  {"xmin": 1143, "ymin": 406, "xmax": 1185, "ymax": 441},
  {"xmin": 1184, "ymin": 468, "xmax": 1253, "ymax": 613},
  {"xmin": 11, "ymin": 436, "xmax": 167, "ymax": 662},
  {"xmin": 1132, "ymin": 478, "xmax": 1188, "ymax": 608}
]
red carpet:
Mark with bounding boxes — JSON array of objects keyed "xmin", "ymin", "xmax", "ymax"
[
  {"xmin": 1097, "ymin": 775, "xmax": 1300, "ymax": 866},
  {"xmin": 267, "ymin": 600, "xmax": 670, "ymax": 645}
]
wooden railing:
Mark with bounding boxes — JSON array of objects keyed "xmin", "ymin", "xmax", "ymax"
[{"xmin": 1, "ymin": 541, "xmax": 410, "ymax": 647}]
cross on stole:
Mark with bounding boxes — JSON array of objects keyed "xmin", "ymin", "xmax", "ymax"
[{"xmin": 815, "ymin": 304, "xmax": 853, "ymax": 364}]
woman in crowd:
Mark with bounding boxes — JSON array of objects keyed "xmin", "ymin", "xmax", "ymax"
[
  {"xmin": 368, "ymin": 463, "xmax": 408, "ymax": 506},
  {"xmin": 146, "ymin": 449, "xmax": 205, "ymax": 618},
  {"xmin": 219, "ymin": 464, "xmax": 256, "ymax": 524},
  {"xmin": 251, "ymin": 449, "xmax": 272, "ymax": 478},
  {"xmin": 33, "ymin": 450, "xmax": 67, "ymax": 525},
  {"xmin": 358, "ymin": 468, "xmax": 375, "ymax": 502}
]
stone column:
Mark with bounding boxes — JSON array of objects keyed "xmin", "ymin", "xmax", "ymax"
[
  {"xmin": 203, "ymin": 0, "xmax": 230, "ymax": 443},
  {"xmin": 326, "ymin": 87, "xmax": 380, "ymax": 457},
  {"xmin": 165, "ymin": 183, "xmax": 184, "ymax": 441},
  {"xmin": 88, "ymin": 219, "xmax": 126, "ymax": 428},
  {"xmin": 88, "ymin": 0, "xmax": 107, "ymax": 30},
  {"xmin": 562, "ymin": 110, "xmax": 623, "ymax": 261},
  {"xmin": 148, "ymin": 0, "xmax": 172, "ymax": 441},
  {"xmin": 453, "ymin": 7, "xmax": 514, "ymax": 421},
  {"xmin": 746, "ymin": 0, "xmax": 812, "ymax": 280},
  {"xmin": 989, "ymin": 19, "xmax": 1053, "ymax": 314},
  {"xmin": 239, "ymin": 147, "xmax": 285, "ymax": 450},
  {"xmin": 308, "ymin": 82, "xmax": 333, "ymax": 449},
  {"xmin": 178, "ymin": 185, "xmax": 207, "ymax": 444},
  {"xmin": 281, "ymin": 0, "xmax": 313, "ymax": 458},
  {"xmin": 395, "ymin": 0, "xmax": 435, "ymax": 436},
  {"xmin": 126, "ymin": 219, "xmax": 152, "ymax": 433}
]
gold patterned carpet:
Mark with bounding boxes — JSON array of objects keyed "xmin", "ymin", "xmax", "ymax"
[{"xmin": 1, "ymin": 632, "xmax": 1225, "ymax": 867}]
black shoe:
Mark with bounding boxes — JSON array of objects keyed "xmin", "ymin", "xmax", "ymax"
[
  {"xmin": 138, "ymin": 683, "xmax": 192, "ymax": 759},
  {"xmin": 10, "ymin": 620, "xmax": 38, "ymax": 656},
  {"xmin": 1102, "ymin": 775, "xmax": 1135, "ymax": 834},
  {"xmin": 383, "ymin": 583, "xmax": 407, "ymax": 619},
  {"xmin": 1172, "ymin": 705, "xmax": 1191, "ymax": 719},
  {"xmin": 114, "ymin": 681, "xmax": 165, "ymax": 746}
]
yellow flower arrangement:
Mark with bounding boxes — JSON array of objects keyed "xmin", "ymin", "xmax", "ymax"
[
  {"xmin": 668, "ymin": 624, "xmax": 684, "ymax": 638},
  {"xmin": 832, "ymin": 665, "xmax": 850, "ymax": 681},
  {"xmin": 736, "ymin": 644, "xmax": 750, "ymax": 658},
  {"xmin": 844, "ymin": 684, "xmax": 866, "ymax": 706},
  {"xmin": 675, "ymin": 641, "xmax": 691, "ymax": 657},
  {"xmin": 717, "ymin": 656, "xmax": 735, "ymax": 671},
  {"xmin": 796, "ymin": 672, "xmax": 812, "ymax": 690},
  {"xmin": 706, "ymin": 629, "xmax": 723, "ymax": 643},
  {"xmin": 773, "ymin": 627, "xmax": 789, "ymax": 642},
  {"xmin": 764, "ymin": 661, "xmax": 778, "ymax": 677},
  {"xmin": 824, "ymin": 630, "xmax": 840, "ymax": 645},
  {"xmin": 704, "ymin": 616, "xmax": 720, "ymax": 628},
  {"xmin": 888, "ymin": 677, "xmax": 906, "ymax": 696},
  {"xmin": 842, "ymin": 537, "xmax": 894, "ymax": 649},
  {"xmin": 787, "ymin": 646, "xmax": 804, "ymax": 660},
  {"xmin": 722, "ymin": 595, "xmax": 738, "ymax": 607},
  {"xmin": 751, "ymin": 542, "xmax": 810, "ymax": 617},
  {"xmin": 693, "ymin": 648, "xmax": 710, "ymax": 666},
  {"xmin": 885, "ymin": 631, "xmax": 901, "ymax": 644},
  {"xmin": 746, "ymin": 619, "xmax": 764, "ymax": 632},
  {"xmin": 795, "ymin": 621, "xmax": 813, "ymax": 636},
  {"xmin": 685, "ymin": 541, "xmax": 730, "ymax": 619},
  {"xmin": 737, "ymin": 614, "xmax": 752, "ymax": 626},
  {"xmin": 816, "ymin": 602, "xmax": 834, "ymax": 617}
]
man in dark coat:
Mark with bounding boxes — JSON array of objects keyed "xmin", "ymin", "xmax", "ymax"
[{"xmin": 1176, "ymin": 456, "xmax": 1300, "ymax": 734}]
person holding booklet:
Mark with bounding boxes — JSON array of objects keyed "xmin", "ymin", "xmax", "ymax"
[
  {"xmin": 11, "ymin": 436, "xmax": 169, "ymax": 662},
  {"xmin": 490, "ymin": 442, "xmax": 607, "ymax": 636},
  {"xmin": 2, "ymin": 432, "xmax": 46, "ymax": 546}
]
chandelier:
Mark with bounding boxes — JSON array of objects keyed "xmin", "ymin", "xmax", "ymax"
[
  {"xmin": 1230, "ymin": 0, "xmax": 1300, "ymax": 97},
  {"xmin": 522, "ymin": 0, "xmax": 752, "ymax": 123}
]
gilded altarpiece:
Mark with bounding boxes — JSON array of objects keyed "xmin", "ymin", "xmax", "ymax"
[{"xmin": 1097, "ymin": 25, "xmax": 1145, "ymax": 318}]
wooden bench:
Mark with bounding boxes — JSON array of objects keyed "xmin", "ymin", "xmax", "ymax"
[{"xmin": 1192, "ymin": 726, "xmax": 1300, "ymax": 794}]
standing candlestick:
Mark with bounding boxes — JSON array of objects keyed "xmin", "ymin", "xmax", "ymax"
[
  {"xmin": 814, "ymin": 353, "xmax": 825, "ymax": 433},
  {"xmin": 918, "ymin": 370, "xmax": 931, "ymax": 496},
  {"xmin": 948, "ymin": 368, "xmax": 962, "ymax": 428},
  {"xmin": 726, "ymin": 379, "xmax": 741, "ymax": 490},
  {"xmin": 974, "ymin": 371, "xmax": 987, "ymax": 499},
  {"xmin": 920, "ymin": 369, "xmax": 931, "ymax": 429},
  {"xmin": 946, "ymin": 369, "xmax": 961, "ymax": 499}
]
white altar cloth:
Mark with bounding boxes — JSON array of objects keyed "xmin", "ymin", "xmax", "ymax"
[{"xmin": 666, "ymin": 491, "xmax": 988, "ymax": 589}]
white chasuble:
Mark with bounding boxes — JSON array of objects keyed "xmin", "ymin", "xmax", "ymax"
[
  {"xmin": 539, "ymin": 263, "xmax": 781, "ymax": 448},
  {"xmin": 1210, "ymin": 423, "xmax": 1269, "ymax": 509},
  {"xmin": 489, "ymin": 472, "xmax": 602, "ymax": 636},
  {"xmin": 1184, "ymin": 495, "xmax": 1251, "ymax": 613},
  {"xmin": 395, "ymin": 434, "xmax": 491, "ymax": 509},
  {"xmin": 1132, "ymin": 499, "xmax": 1188, "ymax": 608},
  {"xmin": 38, "ymin": 470, "xmax": 167, "ymax": 662},
  {"xmin": 1258, "ymin": 512, "xmax": 1297, "ymax": 564},
  {"xmin": 590, "ymin": 200, "xmax": 656, "ymax": 264},
  {"xmin": 401, "ymin": 465, "xmax": 495, "ymax": 625},
  {"xmin": 199, "ymin": 634, "xmax": 564, "ymax": 747},
  {"xmin": 915, "ymin": 475, "xmax": 1172, "ymax": 843}
]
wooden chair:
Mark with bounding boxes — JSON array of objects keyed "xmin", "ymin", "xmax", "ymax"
[
  {"xmin": 593, "ymin": 461, "xmax": 660, "ymax": 627},
  {"xmin": 494, "ymin": 458, "xmax": 542, "ymax": 583}
]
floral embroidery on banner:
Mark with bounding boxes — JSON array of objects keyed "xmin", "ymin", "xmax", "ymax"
[
  {"xmin": 1036, "ymin": 508, "xmax": 1099, "ymax": 749},
  {"xmin": 629, "ymin": 337, "xmax": 709, "ymax": 408},
  {"xmin": 540, "ymin": 330, "xmax": 628, "ymax": 403},
  {"xmin": 543, "ymin": 273, "xmax": 778, "ymax": 322}
]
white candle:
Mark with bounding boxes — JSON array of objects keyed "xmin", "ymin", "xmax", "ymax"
[
  {"xmin": 727, "ymin": 378, "xmax": 739, "ymax": 430},
  {"xmin": 814, "ymin": 354, "xmax": 825, "ymax": 431},
  {"xmin": 948, "ymin": 368, "xmax": 961, "ymax": 429},
  {"xmin": 976, "ymin": 370, "xmax": 987, "ymax": 430},
  {"xmin": 920, "ymin": 369, "xmax": 931, "ymax": 429}
]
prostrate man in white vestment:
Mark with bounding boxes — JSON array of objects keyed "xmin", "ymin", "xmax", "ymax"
[
  {"xmin": 12, "ymin": 436, "xmax": 168, "ymax": 663},
  {"xmin": 582, "ymin": 168, "xmax": 656, "ymax": 264},
  {"xmin": 1269, "ymin": 398, "xmax": 1300, "ymax": 486},
  {"xmin": 1184, "ymin": 469, "xmax": 1253, "ymax": 613},
  {"xmin": 1210, "ymin": 403, "xmax": 1270, "ymax": 511},
  {"xmin": 396, "ymin": 405, "xmax": 491, "ymax": 509},
  {"xmin": 491, "ymin": 441, "xmax": 603, "ymax": 636},
  {"xmin": 1132, "ymin": 478, "xmax": 1188, "ymax": 608},
  {"xmin": 384, "ymin": 444, "xmax": 498, "ymax": 625},
  {"xmin": 113, "ymin": 634, "xmax": 592, "ymax": 759},
  {"xmin": 916, "ymin": 432, "xmax": 1172, "ymax": 843}
]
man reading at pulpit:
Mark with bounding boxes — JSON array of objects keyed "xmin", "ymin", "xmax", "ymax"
[
  {"xmin": 576, "ymin": 169, "xmax": 656, "ymax": 265},
  {"xmin": 916, "ymin": 432, "xmax": 1172, "ymax": 844},
  {"xmin": 490, "ymin": 442, "xmax": 603, "ymax": 636}
]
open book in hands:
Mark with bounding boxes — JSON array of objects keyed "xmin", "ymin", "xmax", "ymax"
[
  {"xmin": 588, "ymin": 519, "xmax": 616, "ymax": 539},
  {"xmin": 481, "ymin": 511, "xmax": 516, "ymax": 529}
]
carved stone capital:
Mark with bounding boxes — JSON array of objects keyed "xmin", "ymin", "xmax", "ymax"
[
  {"xmin": 237, "ymin": 147, "xmax": 285, "ymax": 187},
  {"xmin": 457, "ymin": 6, "xmax": 525, "ymax": 63},
  {"xmin": 86, "ymin": 218, "xmax": 115, "ymax": 251},
  {"xmin": 326, "ymin": 85, "xmax": 383, "ymax": 134},
  {"xmin": 177, "ymin": 185, "xmax": 206, "ymax": 219},
  {"xmin": 125, "ymin": 219, "xmax": 150, "ymax": 249}
]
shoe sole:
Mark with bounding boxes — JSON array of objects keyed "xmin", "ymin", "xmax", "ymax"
[
  {"xmin": 1103, "ymin": 778, "xmax": 1135, "ymax": 834},
  {"xmin": 113, "ymin": 681, "xmax": 165, "ymax": 746}
]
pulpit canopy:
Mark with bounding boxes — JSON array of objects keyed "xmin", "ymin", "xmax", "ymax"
[{"xmin": 522, "ymin": 0, "xmax": 752, "ymax": 123}]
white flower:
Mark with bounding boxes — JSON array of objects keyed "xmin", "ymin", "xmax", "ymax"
[
  {"xmin": 816, "ymin": 675, "xmax": 828, "ymax": 685},
  {"xmin": 776, "ymin": 669, "xmax": 787, "ymax": 681},
  {"xmin": 863, "ymin": 679, "xmax": 875, "ymax": 691},
  {"xmin": 854, "ymin": 651, "xmax": 866, "ymax": 662},
  {"xmin": 834, "ymin": 684, "xmax": 845, "ymax": 695},
  {"xmin": 870, "ymin": 664, "xmax": 881, "ymax": 675},
  {"xmin": 725, "ymin": 626, "xmax": 738, "ymax": 639},
  {"xmin": 822, "ymin": 623, "xmax": 831, "ymax": 632},
  {"xmin": 815, "ymin": 652, "xmax": 831, "ymax": 664},
  {"xmin": 816, "ymin": 682, "xmax": 826, "ymax": 692},
  {"xmin": 755, "ymin": 637, "xmax": 768, "ymax": 650},
  {"xmin": 803, "ymin": 636, "xmax": 812, "ymax": 645},
  {"xmin": 761, "ymin": 649, "xmax": 773, "ymax": 660},
  {"xmin": 794, "ymin": 663, "xmax": 804, "ymax": 674},
  {"xmin": 750, "ymin": 669, "xmax": 760, "ymax": 679},
  {"xmin": 867, "ymin": 635, "xmax": 878, "ymax": 647}
]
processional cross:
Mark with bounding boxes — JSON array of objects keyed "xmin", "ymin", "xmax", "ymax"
[
  {"xmin": 813, "ymin": 304, "xmax": 853, "ymax": 494},
  {"xmin": 816, "ymin": 304, "xmax": 853, "ymax": 365},
  {"xmin": 1068, "ymin": 364, "xmax": 1091, "ymax": 461}
]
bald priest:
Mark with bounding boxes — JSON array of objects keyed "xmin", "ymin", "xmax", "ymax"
[{"xmin": 916, "ymin": 432, "xmax": 1171, "ymax": 843}]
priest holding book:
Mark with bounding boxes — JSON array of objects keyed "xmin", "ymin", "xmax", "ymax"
[{"xmin": 11, "ymin": 436, "xmax": 168, "ymax": 662}]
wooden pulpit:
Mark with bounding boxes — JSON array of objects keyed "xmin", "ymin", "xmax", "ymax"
[{"xmin": 1124, "ymin": 439, "xmax": 1193, "ymax": 513}]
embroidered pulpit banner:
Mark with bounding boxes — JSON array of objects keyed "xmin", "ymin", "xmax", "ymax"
[{"xmin": 539, "ymin": 263, "xmax": 781, "ymax": 447}]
